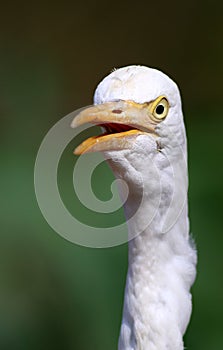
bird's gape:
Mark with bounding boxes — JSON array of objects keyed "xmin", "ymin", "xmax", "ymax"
[{"xmin": 99, "ymin": 122, "xmax": 136, "ymax": 134}]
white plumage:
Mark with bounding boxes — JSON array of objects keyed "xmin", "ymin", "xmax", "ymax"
[{"xmin": 72, "ymin": 65, "xmax": 197, "ymax": 350}]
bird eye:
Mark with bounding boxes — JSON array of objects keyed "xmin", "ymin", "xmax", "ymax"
[{"xmin": 152, "ymin": 97, "xmax": 169, "ymax": 121}]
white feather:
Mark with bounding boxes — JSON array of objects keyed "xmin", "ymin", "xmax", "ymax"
[{"xmin": 94, "ymin": 66, "xmax": 197, "ymax": 350}]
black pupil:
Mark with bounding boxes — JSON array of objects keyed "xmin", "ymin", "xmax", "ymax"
[{"xmin": 156, "ymin": 104, "xmax": 165, "ymax": 115}]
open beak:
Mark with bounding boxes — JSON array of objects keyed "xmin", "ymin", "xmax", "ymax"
[{"xmin": 71, "ymin": 100, "xmax": 157, "ymax": 154}]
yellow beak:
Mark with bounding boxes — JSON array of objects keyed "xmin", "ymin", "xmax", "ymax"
[{"xmin": 71, "ymin": 100, "xmax": 157, "ymax": 154}]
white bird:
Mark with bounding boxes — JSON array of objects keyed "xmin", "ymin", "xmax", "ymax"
[{"xmin": 71, "ymin": 65, "xmax": 197, "ymax": 350}]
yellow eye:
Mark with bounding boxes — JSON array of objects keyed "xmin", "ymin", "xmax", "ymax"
[{"xmin": 151, "ymin": 97, "xmax": 169, "ymax": 121}]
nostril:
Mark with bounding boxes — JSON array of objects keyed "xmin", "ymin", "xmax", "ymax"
[{"xmin": 112, "ymin": 109, "xmax": 123, "ymax": 114}]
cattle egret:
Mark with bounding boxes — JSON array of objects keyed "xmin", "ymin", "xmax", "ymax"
[{"xmin": 71, "ymin": 65, "xmax": 197, "ymax": 350}]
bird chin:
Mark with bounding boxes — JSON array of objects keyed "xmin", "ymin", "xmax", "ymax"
[{"xmin": 74, "ymin": 129, "xmax": 156, "ymax": 155}]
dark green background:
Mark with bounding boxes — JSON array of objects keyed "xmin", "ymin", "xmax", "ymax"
[{"xmin": 1, "ymin": 1, "xmax": 223, "ymax": 349}]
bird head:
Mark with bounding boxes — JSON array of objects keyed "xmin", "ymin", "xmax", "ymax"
[
  {"xmin": 71, "ymin": 66, "xmax": 188, "ymax": 231},
  {"xmin": 72, "ymin": 65, "xmax": 186, "ymax": 151},
  {"xmin": 72, "ymin": 65, "xmax": 187, "ymax": 175}
]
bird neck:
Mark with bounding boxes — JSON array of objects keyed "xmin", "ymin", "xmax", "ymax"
[
  {"xmin": 119, "ymin": 215, "xmax": 196, "ymax": 350},
  {"xmin": 108, "ymin": 149, "xmax": 196, "ymax": 350}
]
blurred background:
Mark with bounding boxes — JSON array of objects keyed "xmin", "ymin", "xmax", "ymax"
[{"xmin": 1, "ymin": 0, "xmax": 223, "ymax": 349}]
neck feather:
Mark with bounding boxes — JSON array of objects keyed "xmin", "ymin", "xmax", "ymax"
[
  {"xmin": 119, "ymin": 209, "xmax": 196, "ymax": 350},
  {"xmin": 108, "ymin": 148, "xmax": 197, "ymax": 350}
]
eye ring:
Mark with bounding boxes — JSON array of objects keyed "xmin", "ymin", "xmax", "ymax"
[{"xmin": 152, "ymin": 97, "xmax": 169, "ymax": 121}]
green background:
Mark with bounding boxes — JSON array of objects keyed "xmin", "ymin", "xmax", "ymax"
[{"xmin": 1, "ymin": 1, "xmax": 223, "ymax": 349}]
